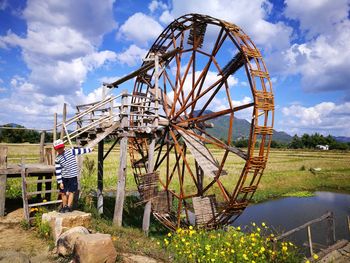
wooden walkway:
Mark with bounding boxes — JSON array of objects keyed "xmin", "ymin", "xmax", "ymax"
[{"xmin": 313, "ymin": 239, "xmax": 350, "ymax": 263}]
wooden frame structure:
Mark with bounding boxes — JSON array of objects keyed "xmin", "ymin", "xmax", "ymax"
[{"xmin": 58, "ymin": 13, "xmax": 274, "ymax": 231}]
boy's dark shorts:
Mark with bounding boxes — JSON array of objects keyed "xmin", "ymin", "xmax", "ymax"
[{"xmin": 60, "ymin": 177, "xmax": 78, "ymax": 193}]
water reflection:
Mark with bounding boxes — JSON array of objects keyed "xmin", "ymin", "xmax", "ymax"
[{"xmin": 233, "ymin": 192, "xmax": 350, "ymax": 247}]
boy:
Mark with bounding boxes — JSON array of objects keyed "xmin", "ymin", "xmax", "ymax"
[{"xmin": 53, "ymin": 139, "xmax": 92, "ymax": 213}]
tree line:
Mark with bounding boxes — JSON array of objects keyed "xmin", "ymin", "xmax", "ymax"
[
  {"xmin": 227, "ymin": 133, "xmax": 350, "ymax": 150},
  {"xmin": 0, "ymin": 124, "xmax": 53, "ymax": 143}
]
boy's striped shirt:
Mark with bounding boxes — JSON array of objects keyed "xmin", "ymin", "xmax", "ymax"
[{"xmin": 55, "ymin": 148, "xmax": 92, "ymax": 184}]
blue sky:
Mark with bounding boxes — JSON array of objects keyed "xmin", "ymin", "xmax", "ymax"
[{"xmin": 0, "ymin": 0, "xmax": 349, "ymax": 136}]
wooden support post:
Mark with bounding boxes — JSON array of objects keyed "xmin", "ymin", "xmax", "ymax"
[
  {"xmin": 53, "ymin": 113, "xmax": 57, "ymax": 141},
  {"xmin": 307, "ymin": 226, "xmax": 313, "ymax": 256},
  {"xmin": 142, "ymin": 53, "xmax": 160, "ymax": 235},
  {"xmin": 326, "ymin": 212, "xmax": 336, "ymax": 246},
  {"xmin": 60, "ymin": 103, "xmax": 67, "ymax": 140},
  {"xmin": 113, "ymin": 91, "xmax": 128, "ymax": 226},
  {"xmin": 347, "ymin": 216, "xmax": 350, "ymax": 236},
  {"xmin": 143, "ymin": 139, "xmax": 155, "ymax": 235},
  {"xmin": 97, "ymin": 140, "xmax": 104, "ymax": 215},
  {"xmin": 0, "ymin": 146, "xmax": 8, "ymax": 217},
  {"xmin": 39, "ymin": 131, "xmax": 45, "ymax": 163},
  {"xmin": 21, "ymin": 159, "xmax": 29, "ymax": 222}
]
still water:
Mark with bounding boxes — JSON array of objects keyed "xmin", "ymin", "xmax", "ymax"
[{"xmin": 233, "ymin": 192, "xmax": 350, "ymax": 247}]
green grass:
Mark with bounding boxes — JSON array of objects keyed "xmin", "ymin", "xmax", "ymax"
[{"xmin": 3, "ymin": 143, "xmax": 349, "ymax": 261}]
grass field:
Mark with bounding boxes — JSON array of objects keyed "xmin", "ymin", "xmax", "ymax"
[
  {"xmin": 2, "ymin": 143, "xmax": 349, "ymax": 261},
  {"xmin": 3, "ymin": 143, "xmax": 350, "ymax": 202}
]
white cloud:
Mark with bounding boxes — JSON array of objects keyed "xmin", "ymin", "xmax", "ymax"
[
  {"xmin": 159, "ymin": 10, "xmax": 174, "ymax": 24},
  {"xmin": 277, "ymin": 20, "xmax": 350, "ymax": 95},
  {"xmin": 0, "ymin": 0, "xmax": 117, "ymax": 128},
  {"xmin": 117, "ymin": 13, "xmax": 163, "ymax": 46},
  {"xmin": 116, "ymin": 44, "xmax": 147, "ymax": 67},
  {"xmin": 281, "ymin": 102, "xmax": 350, "ymax": 136},
  {"xmin": 164, "ymin": 0, "xmax": 292, "ymax": 52},
  {"xmin": 148, "ymin": 0, "xmax": 168, "ymax": 13},
  {"xmin": 285, "ymin": 0, "xmax": 349, "ymax": 38}
]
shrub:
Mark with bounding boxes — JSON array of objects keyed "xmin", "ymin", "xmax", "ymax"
[{"xmin": 162, "ymin": 223, "xmax": 303, "ymax": 263}]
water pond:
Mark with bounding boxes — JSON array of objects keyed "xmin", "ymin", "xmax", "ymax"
[{"xmin": 233, "ymin": 191, "xmax": 350, "ymax": 247}]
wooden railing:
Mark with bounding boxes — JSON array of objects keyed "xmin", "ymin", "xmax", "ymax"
[
  {"xmin": 272, "ymin": 211, "xmax": 336, "ymax": 256},
  {"xmin": 56, "ymin": 92, "xmax": 160, "ymax": 147}
]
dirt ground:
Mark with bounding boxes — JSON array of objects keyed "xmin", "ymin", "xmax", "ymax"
[{"xmin": 0, "ymin": 208, "xmax": 56, "ymax": 263}]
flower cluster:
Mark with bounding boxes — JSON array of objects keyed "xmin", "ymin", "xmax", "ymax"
[{"xmin": 162, "ymin": 223, "xmax": 303, "ymax": 263}]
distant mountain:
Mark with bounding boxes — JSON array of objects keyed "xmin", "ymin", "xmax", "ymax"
[
  {"xmin": 334, "ymin": 136, "xmax": 350, "ymax": 143},
  {"xmin": 194, "ymin": 110, "xmax": 292, "ymax": 143}
]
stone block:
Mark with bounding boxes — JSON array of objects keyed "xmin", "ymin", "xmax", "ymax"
[
  {"xmin": 74, "ymin": 233, "xmax": 117, "ymax": 263},
  {"xmin": 42, "ymin": 210, "xmax": 91, "ymax": 241},
  {"xmin": 57, "ymin": 226, "xmax": 90, "ymax": 256}
]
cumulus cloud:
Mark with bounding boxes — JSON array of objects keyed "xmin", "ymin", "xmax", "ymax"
[
  {"xmin": 281, "ymin": 102, "xmax": 350, "ymax": 136},
  {"xmin": 116, "ymin": 44, "xmax": 147, "ymax": 67},
  {"xmin": 0, "ymin": 0, "xmax": 117, "ymax": 128},
  {"xmin": 284, "ymin": 0, "xmax": 349, "ymax": 38},
  {"xmin": 162, "ymin": 0, "xmax": 292, "ymax": 52},
  {"xmin": 117, "ymin": 12, "xmax": 163, "ymax": 46},
  {"xmin": 148, "ymin": 0, "xmax": 168, "ymax": 13}
]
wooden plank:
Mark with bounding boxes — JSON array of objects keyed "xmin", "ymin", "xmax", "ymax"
[
  {"xmin": 178, "ymin": 129, "xmax": 226, "ymax": 178},
  {"xmin": 86, "ymin": 122, "xmax": 120, "ymax": 148},
  {"xmin": 0, "ymin": 146, "xmax": 7, "ymax": 216},
  {"xmin": 28, "ymin": 200, "xmax": 62, "ymax": 207},
  {"xmin": 26, "ymin": 189, "xmax": 60, "ymax": 196}
]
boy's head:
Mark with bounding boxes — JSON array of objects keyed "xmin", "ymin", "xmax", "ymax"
[{"xmin": 53, "ymin": 139, "xmax": 65, "ymax": 153}]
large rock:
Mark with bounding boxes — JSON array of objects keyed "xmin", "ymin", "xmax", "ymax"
[
  {"xmin": 42, "ymin": 210, "xmax": 91, "ymax": 241},
  {"xmin": 57, "ymin": 226, "xmax": 90, "ymax": 256},
  {"xmin": 0, "ymin": 250, "xmax": 30, "ymax": 263},
  {"xmin": 74, "ymin": 233, "xmax": 117, "ymax": 263}
]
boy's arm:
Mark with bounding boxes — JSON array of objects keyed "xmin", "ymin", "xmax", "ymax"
[
  {"xmin": 55, "ymin": 160, "xmax": 63, "ymax": 184},
  {"xmin": 71, "ymin": 147, "xmax": 92, "ymax": 156}
]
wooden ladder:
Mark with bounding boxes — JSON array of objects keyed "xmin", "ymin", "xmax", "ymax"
[{"xmin": 21, "ymin": 164, "xmax": 62, "ymax": 222}]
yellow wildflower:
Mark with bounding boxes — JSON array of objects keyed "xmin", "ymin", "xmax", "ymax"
[
  {"xmin": 313, "ymin": 254, "xmax": 319, "ymax": 260},
  {"xmin": 167, "ymin": 232, "xmax": 172, "ymax": 237},
  {"xmin": 260, "ymin": 247, "xmax": 265, "ymax": 253},
  {"xmin": 243, "ymin": 253, "xmax": 248, "ymax": 260},
  {"xmin": 189, "ymin": 225, "xmax": 193, "ymax": 230},
  {"xmin": 262, "ymin": 222, "xmax": 266, "ymax": 227},
  {"xmin": 236, "ymin": 226, "xmax": 241, "ymax": 231}
]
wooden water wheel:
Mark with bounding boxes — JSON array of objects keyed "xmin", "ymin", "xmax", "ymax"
[{"xmin": 129, "ymin": 14, "xmax": 274, "ymax": 230}]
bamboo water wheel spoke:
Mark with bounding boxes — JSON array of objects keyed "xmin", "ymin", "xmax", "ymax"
[{"xmin": 128, "ymin": 13, "xmax": 274, "ymax": 230}]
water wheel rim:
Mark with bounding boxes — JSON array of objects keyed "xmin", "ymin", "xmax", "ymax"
[{"xmin": 129, "ymin": 13, "xmax": 274, "ymax": 230}]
